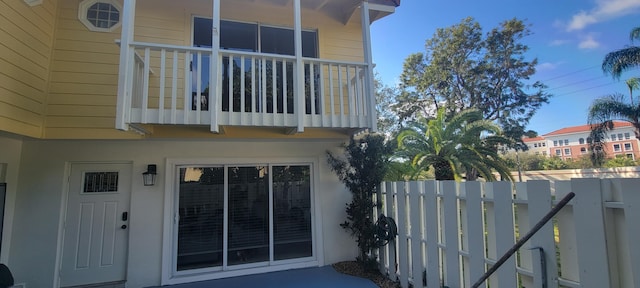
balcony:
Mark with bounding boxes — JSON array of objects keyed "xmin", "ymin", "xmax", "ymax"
[
  {"xmin": 122, "ymin": 42, "xmax": 373, "ymax": 134},
  {"xmin": 115, "ymin": 0, "xmax": 397, "ymax": 134}
]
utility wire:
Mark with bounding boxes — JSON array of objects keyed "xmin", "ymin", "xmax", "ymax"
[
  {"xmin": 539, "ymin": 65, "xmax": 600, "ymax": 83},
  {"xmin": 547, "ymin": 75, "xmax": 608, "ymax": 91}
]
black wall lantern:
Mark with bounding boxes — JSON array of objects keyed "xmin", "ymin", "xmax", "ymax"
[{"xmin": 143, "ymin": 164, "xmax": 157, "ymax": 186}]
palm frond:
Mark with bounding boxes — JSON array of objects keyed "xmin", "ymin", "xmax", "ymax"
[{"xmin": 602, "ymin": 46, "xmax": 640, "ymax": 79}]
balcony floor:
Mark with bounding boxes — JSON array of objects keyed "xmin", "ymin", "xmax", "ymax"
[{"xmin": 147, "ymin": 266, "xmax": 377, "ymax": 288}]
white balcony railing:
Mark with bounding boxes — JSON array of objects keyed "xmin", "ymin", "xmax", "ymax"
[{"xmin": 120, "ymin": 41, "xmax": 374, "ymax": 133}]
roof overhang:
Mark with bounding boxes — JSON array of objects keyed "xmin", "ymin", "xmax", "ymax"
[{"xmin": 241, "ymin": 0, "xmax": 399, "ymax": 25}]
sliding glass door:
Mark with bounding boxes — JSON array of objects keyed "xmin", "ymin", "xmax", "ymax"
[{"xmin": 175, "ymin": 164, "xmax": 312, "ymax": 272}]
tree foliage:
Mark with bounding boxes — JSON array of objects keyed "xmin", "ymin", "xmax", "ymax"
[
  {"xmin": 589, "ymin": 26, "xmax": 640, "ymax": 166},
  {"xmin": 326, "ymin": 134, "xmax": 394, "ymax": 267},
  {"xmin": 602, "ymin": 26, "xmax": 640, "ymax": 79},
  {"xmin": 396, "ymin": 17, "xmax": 550, "ymax": 146},
  {"xmin": 374, "ymin": 73, "xmax": 401, "ymax": 138},
  {"xmin": 396, "ymin": 108, "xmax": 513, "ymax": 181}
]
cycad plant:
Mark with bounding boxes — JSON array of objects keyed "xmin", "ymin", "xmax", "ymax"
[{"xmin": 396, "ymin": 108, "xmax": 512, "ymax": 181}]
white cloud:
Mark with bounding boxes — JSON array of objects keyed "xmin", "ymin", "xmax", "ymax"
[
  {"xmin": 537, "ymin": 62, "xmax": 560, "ymax": 71},
  {"xmin": 578, "ymin": 34, "xmax": 601, "ymax": 49},
  {"xmin": 566, "ymin": 0, "xmax": 640, "ymax": 31},
  {"xmin": 549, "ymin": 39, "xmax": 570, "ymax": 46}
]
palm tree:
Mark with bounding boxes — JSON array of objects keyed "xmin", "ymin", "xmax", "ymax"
[
  {"xmin": 589, "ymin": 27, "xmax": 640, "ymax": 166},
  {"xmin": 602, "ymin": 27, "xmax": 640, "ymax": 79},
  {"xmin": 588, "ymin": 93, "xmax": 640, "ymax": 140},
  {"xmin": 396, "ymin": 108, "xmax": 513, "ymax": 181},
  {"xmin": 626, "ymin": 77, "xmax": 640, "ymax": 105}
]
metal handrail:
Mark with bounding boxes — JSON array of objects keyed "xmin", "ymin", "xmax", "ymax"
[{"xmin": 471, "ymin": 192, "xmax": 576, "ymax": 288}]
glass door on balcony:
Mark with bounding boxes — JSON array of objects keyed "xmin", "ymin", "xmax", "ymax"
[
  {"xmin": 191, "ymin": 17, "xmax": 319, "ymax": 114},
  {"xmin": 192, "ymin": 18, "xmax": 257, "ymax": 111},
  {"xmin": 175, "ymin": 164, "xmax": 313, "ymax": 272}
]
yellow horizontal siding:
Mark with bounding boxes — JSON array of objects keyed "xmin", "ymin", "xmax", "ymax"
[
  {"xmin": 44, "ymin": 127, "xmax": 143, "ymax": 139},
  {"xmin": 47, "ymin": 105, "xmax": 116, "ymax": 117},
  {"xmin": 0, "ymin": 116, "xmax": 42, "ymax": 137},
  {"xmin": 46, "ymin": 116, "xmax": 117, "ymax": 128},
  {"xmin": 0, "ymin": 87, "xmax": 43, "ymax": 115},
  {"xmin": 44, "ymin": 0, "xmax": 366, "ymax": 139},
  {"xmin": 0, "ymin": 102, "xmax": 43, "ymax": 126},
  {"xmin": 47, "ymin": 93, "xmax": 117, "ymax": 106},
  {"xmin": 0, "ymin": 0, "xmax": 57, "ymax": 138}
]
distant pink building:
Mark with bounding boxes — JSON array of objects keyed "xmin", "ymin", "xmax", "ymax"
[{"xmin": 521, "ymin": 122, "xmax": 640, "ymax": 161}]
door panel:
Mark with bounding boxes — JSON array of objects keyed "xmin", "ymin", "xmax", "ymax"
[
  {"xmin": 61, "ymin": 163, "xmax": 131, "ymax": 287},
  {"xmin": 175, "ymin": 164, "xmax": 313, "ymax": 274}
]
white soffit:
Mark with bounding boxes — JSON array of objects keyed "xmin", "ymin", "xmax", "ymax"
[{"xmin": 24, "ymin": 0, "xmax": 43, "ymax": 6}]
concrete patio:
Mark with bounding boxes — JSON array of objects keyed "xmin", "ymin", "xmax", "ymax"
[{"xmin": 148, "ymin": 266, "xmax": 378, "ymax": 288}]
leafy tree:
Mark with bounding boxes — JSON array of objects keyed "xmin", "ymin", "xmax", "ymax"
[
  {"xmin": 397, "ymin": 17, "xmax": 550, "ymax": 146},
  {"xmin": 602, "ymin": 27, "xmax": 640, "ymax": 79},
  {"xmin": 374, "ymin": 73, "xmax": 401, "ymax": 138},
  {"xmin": 396, "ymin": 108, "xmax": 513, "ymax": 181},
  {"xmin": 326, "ymin": 134, "xmax": 394, "ymax": 268},
  {"xmin": 540, "ymin": 156, "xmax": 569, "ymax": 170},
  {"xmin": 501, "ymin": 152, "xmax": 546, "ymax": 171},
  {"xmin": 605, "ymin": 155, "xmax": 638, "ymax": 168},
  {"xmin": 566, "ymin": 156, "xmax": 596, "ymax": 169}
]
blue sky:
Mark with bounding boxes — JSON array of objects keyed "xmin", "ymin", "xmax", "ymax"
[{"xmin": 370, "ymin": 0, "xmax": 640, "ymax": 135}]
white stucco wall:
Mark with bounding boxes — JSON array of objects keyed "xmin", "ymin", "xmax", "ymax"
[
  {"xmin": 513, "ymin": 166, "xmax": 640, "ymax": 184},
  {"xmin": 0, "ymin": 135, "xmax": 22, "ymax": 266},
  {"xmin": 9, "ymin": 139, "xmax": 358, "ymax": 287}
]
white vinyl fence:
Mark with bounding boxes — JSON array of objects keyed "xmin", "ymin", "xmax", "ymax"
[{"xmin": 375, "ymin": 178, "xmax": 640, "ymax": 288}]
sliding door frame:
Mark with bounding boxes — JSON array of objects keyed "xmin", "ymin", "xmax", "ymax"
[{"xmin": 161, "ymin": 157, "xmax": 323, "ymax": 285}]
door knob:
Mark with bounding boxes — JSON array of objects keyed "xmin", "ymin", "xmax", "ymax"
[{"xmin": 121, "ymin": 225, "xmax": 127, "ymax": 229}]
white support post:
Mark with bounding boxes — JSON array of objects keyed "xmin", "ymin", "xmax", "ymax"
[
  {"xmin": 294, "ymin": 0, "xmax": 304, "ymax": 133},
  {"xmin": 115, "ymin": 0, "xmax": 136, "ymax": 130},
  {"xmin": 210, "ymin": 0, "xmax": 220, "ymax": 133},
  {"xmin": 360, "ymin": 1, "xmax": 377, "ymax": 132}
]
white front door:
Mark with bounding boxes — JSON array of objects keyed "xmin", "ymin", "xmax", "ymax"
[{"xmin": 60, "ymin": 163, "xmax": 131, "ymax": 287}]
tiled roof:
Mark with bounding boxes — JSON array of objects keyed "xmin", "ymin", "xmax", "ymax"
[
  {"xmin": 523, "ymin": 136, "xmax": 545, "ymax": 142},
  {"xmin": 543, "ymin": 121, "xmax": 632, "ymax": 136}
]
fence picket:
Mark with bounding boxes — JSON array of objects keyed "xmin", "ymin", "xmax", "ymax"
[
  {"xmin": 423, "ymin": 181, "xmax": 440, "ymax": 288},
  {"xmin": 616, "ymin": 178, "xmax": 640, "ymax": 287},
  {"xmin": 491, "ymin": 182, "xmax": 517, "ymax": 288},
  {"xmin": 464, "ymin": 182, "xmax": 485, "ymax": 288},
  {"xmin": 409, "ymin": 181, "xmax": 423, "ymax": 287},
  {"xmin": 441, "ymin": 181, "xmax": 460, "ymax": 288},
  {"xmin": 526, "ymin": 180, "xmax": 558, "ymax": 288},
  {"xmin": 572, "ymin": 178, "xmax": 611, "ymax": 288},
  {"xmin": 513, "ymin": 182, "xmax": 533, "ymax": 288},
  {"xmin": 397, "ymin": 182, "xmax": 409, "ymax": 288},
  {"xmin": 385, "ymin": 182, "xmax": 397, "ymax": 281}
]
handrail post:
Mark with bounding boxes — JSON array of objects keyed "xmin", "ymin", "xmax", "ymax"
[
  {"xmin": 360, "ymin": 1, "xmax": 377, "ymax": 132},
  {"xmin": 293, "ymin": 0, "xmax": 304, "ymax": 133},
  {"xmin": 115, "ymin": 0, "xmax": 136, "ymax": 131},
  {"xmin": 210, "ymin": 0, "xmax": 220, "ymax": 133}
]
